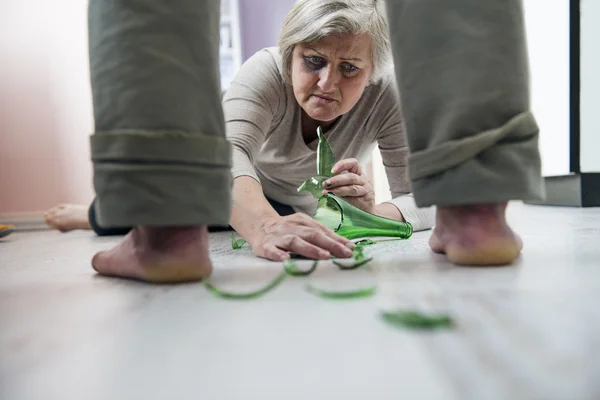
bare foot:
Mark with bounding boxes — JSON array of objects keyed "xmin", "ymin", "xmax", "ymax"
[
  {"xmin": 44, "ymin": 204, "xmax": 92, "ymax": 232},
  {"xmin": 429, "ymin": 203, "xmax": 522, "ymax": 266},
  {"xmin": 91, "ymin": 226, "xmax": 212, "ymax": 283}
]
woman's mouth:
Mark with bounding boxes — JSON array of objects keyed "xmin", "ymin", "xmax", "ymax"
[{"xmin": 312, "ymin": 94, "xmax": 335, "ymax": 103}]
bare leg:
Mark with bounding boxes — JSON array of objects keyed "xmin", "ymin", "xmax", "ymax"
[
  {"xmin": 429, "ymin": 203, "xmax": 523, "ymax": 266},
  {"xmin": 44, "ymin": 204, "xmax": 92, "ymax": 232},
  {"xmin": 92, "ymin": 226, "xmax": 212, "ymax": 283}
]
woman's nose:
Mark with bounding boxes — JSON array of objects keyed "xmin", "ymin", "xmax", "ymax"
[{"xmin": 317, "ymin": 66, "xmax": 339, "ymax": 93}]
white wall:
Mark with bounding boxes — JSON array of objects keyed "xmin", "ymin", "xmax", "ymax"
[
  {"xmin": 580, "ymin": 0, "xmax": 600, "ymax": 172},
  {"xmin": 373, "ymin": 0, "xmax": 572, "ymax": 202},
  {"xmin": 523, "ymin": 0, "xmax": 571, "ymax": 176}
]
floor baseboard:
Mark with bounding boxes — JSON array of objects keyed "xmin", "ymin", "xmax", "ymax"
[
  {"xmin": 0, "ymin": 212, "xmax": 49, "ymax": 231},
  {"xmin": 525, "ymin": 173, "xmax": 600, "ymax": 207}
]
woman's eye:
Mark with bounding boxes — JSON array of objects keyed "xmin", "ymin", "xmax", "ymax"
[
  {"xmin": 304, "ymin": 56, "xmax": 325, "ymax": 70},
  {"xmin": 342, "ymin": 64, "xmax": 359, "ymax": 74}
]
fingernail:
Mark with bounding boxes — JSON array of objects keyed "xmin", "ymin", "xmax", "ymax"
[
  {"xmin": 343, "ymin": 247, "xmax": 353, "ymax": 257},
  {"xmin": 320, "ymin": 251, "xmax": 331, "ymax": 259},
  {"xmin": 281, "ymin": 254, "xmax": 291, "ymax": 261},
  {"xmin": 324, "ymin": 181, "xmax": 331, "ymax": 188},
  {"xmin": 345, "ymin": 242, "xmax": 355, "ymax": 249}
]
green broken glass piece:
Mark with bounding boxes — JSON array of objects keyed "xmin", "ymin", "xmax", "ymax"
[
  {"xmin": 316, "ymin": 126, "xmax": 336, "ymax": 177},
  {"xmin": 353, "ymin": 246, "xmax": 367, "ymax": 261},
  {"xmin": 298, "ymin": 127, "xmax": 338, "ymax": 197},
  {"xmin": 283, "ymin": 259, "xmax": 318, "ymax": 276},
  {"xmin": 231, "ymin": 232, "xmax": 247, "ymax": 250},
  {"xmin": 297, "ymin": 175, "xmax": 330, "ymax": 199},
  {"xmin": 354, "ymin": 239, "xmax": 376, "ymax": 247},
  {"xmin": 332, "ymin": 257, "xmax": 373, "ymax": 270},
  {"xmin": 204, "ymin": 271, "xmax": 287, "ymax": 300},
  {"xmin": 313, "ymin": 193, "xmax": 413, "ymax": 240},
  {"xmin": 380, "ymin": 310, "xmax": 454, "ymax": 330},
  {"xmin": 332, "ymin": 245, "xmax": 373, "ymax": 270},
  {"xmin": 305, "ymin": 284, "xmax": 377, "ymax": 299}
]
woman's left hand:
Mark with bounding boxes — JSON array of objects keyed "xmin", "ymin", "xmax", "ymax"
[{"xmin": 322, "ymin": 158, "xmax": 376, "ymax": 214}]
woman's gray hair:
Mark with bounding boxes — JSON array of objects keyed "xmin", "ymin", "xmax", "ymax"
[{"xmin": 278, "ymin": 0, "xmax": 392, "ymax": 85}]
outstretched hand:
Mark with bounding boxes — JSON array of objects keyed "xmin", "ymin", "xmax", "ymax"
[
  {"xmin": 250, "ymin": 213, "xmax": 355, "ymax": 261},
  {"xmin": 322, "ymin": 158, "xmax": 376, "ymax": 214}
]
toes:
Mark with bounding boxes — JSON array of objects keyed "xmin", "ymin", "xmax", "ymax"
[
  {"xmin": 91, "ymin": 251, "xmax": 103, "ymax": 273},
  {"xmin": 514, "ymin": 232, "xmax": 523, "ymax": 250},
  {"xmin": 47, "ymin": 205, "xmax": 62, "ymax": 214},
  {"xmin": 91, "ymin": 247, "xmax": 143, "ymax": 281},
  {"xmin": 428, "ymin": 232, "xmax": 446, "ymax": 254},
  {"xmin": 45, "ymin": 214, "xmax": 57, "ymax": 228},
  {"xmin": 91, "ymin": 250, "xmax": 112, "ymax": 275}
]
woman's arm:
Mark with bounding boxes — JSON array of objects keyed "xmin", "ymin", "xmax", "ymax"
[
  {"xmin": 374, "ymin": 202, "xmax": 404, "ymax": 220},
  {"xmin": 230, "ymin": 176, "xmax": 279, "ymax": 239}
]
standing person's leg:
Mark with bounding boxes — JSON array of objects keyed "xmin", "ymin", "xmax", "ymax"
[
  {"xmin": 385, "ymin": 0, "xmax": 544, "ymax": 265},
  {"xmin": 88, "ymin": 0, "xmax": 231, "ymax": 282}
]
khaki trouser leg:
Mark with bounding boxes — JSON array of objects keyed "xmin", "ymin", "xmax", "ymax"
[
  {"xmin": 88, "ymin": 0, "xmax": 231, "ymax": 227},
  {"xmin": 385, "ymin": 0, "xmax": 545, "ymax": 207}
]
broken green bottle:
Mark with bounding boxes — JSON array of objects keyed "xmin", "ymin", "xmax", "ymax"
[{"xmin": 313, "ymin": 193, "xmax": 413, "ymax": 240}]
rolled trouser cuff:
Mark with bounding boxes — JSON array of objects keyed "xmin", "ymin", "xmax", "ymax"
[
  {"xmin": 91, "ymin": 130, "xmax": 232, "ymax": 227},
  {"xmin": 409, "ymin": 112, "xmax": 545, "ymax": 207}
]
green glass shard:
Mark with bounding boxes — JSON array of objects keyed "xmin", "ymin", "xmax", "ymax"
[
  {"xmin": 203, "ymin": 271, "xmax": 287, "ymax": 300},
  {"xmin": 353, "ymin": 246, "xmax": 367, "ymax": 260},
  {"xmin": 313, "ymin": 193, "xmax": 413, "ymax": 240},
  {"xmin": 298, "ymin": 127, "xmax": 338, "ymax": 196},
  {"xmin": 332, "ymin": 245, "xmax": 373, "ymax": 270},
  {"xmin": 316, "ymin": 126, "xmax": 336, "ymax": 177},
  {"xmin": 332, "ymin": 257, "xmax": 373, "ymax": 270},
  {"xmin": 354, "ymin": 239, "xmax": 376, "ymax": 247},
  {"xmin": 297, "ymin": 175, "xmax": 330, "ymax": 199},
  {"xmin": 231, "ymin": 232, "xmax": 247, "ymax": 249},
  {"xmin": 305, "ymin": 284, "xmax": 377, "ymax": 299},
  {"xmin": 283, "ymin": 259, "xmax": 318, "ymax": 276},
  {"xmin": 380, "ymin": 310, "xmax": 454, "ymax": 330}
]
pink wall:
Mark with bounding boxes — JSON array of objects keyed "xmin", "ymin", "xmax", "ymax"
[
  {"xmin": 0, "ymin": 0, "xmax": 299, "ymax": 215},
  {"xmin": 0, "ymin": 0, "xmax": 95, "ymax": 214}
]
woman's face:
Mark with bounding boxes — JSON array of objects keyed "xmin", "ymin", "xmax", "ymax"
[{"xmin": 291, "ymin": 33, "xmax": 373, "ymax": 126}]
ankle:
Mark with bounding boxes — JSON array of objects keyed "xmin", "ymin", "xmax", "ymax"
[
  {"xmin": 437, "ymin": 202, "xmax": 507, "ymax": 220},
  {"xmin": 135, "ymin": 226, "xmax": 209, "ymax": 249}
]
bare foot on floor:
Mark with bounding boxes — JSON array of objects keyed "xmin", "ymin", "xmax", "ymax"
[
  {"xmin": 91, "ymin": 226, "xmax": 212, "ymax": 283},
  {"xmin": 45, "ymin": 204, "xmax": 91, "ymax": 232},
  {"xmin": 429, "ymin": 203, "xmax": 522, "ymax": 266}
]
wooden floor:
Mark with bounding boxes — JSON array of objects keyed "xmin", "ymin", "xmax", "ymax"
[{"xmin": 1, "ymin": 202, "xmax": 599, "ymax": 400}]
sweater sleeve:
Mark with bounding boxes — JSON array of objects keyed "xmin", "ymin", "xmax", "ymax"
[
  {"xmin": 222, "ymin": 49, "xmax": 284, "ymax": 183},
  {"xmin": 374, "ymin": 81, "xmax": 436, "ymax": 231}
]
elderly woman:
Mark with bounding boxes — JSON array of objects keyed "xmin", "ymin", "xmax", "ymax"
[
  {"xmin": 225, "ymin": 0, "xmax": 434, "ymax": 260},
  {"xmin": 45, "ymin": 0, "xmax": 434, "ymax": 261}
]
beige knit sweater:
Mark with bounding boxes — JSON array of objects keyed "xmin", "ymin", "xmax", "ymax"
[{"xmin": 223, "ymin": 48, "xmax": 435, "ymax": 231}]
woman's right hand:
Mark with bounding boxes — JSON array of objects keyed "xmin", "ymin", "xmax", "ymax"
[{"xmin": 249, "ymin": 213, "xmax": 355, "ymax": 261}]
